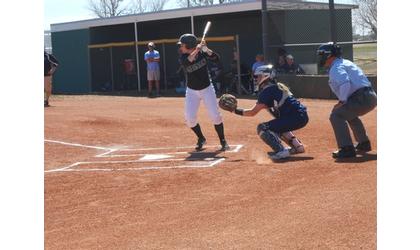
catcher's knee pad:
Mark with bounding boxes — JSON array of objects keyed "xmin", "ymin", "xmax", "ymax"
[{"xmin": 257, "ymin": 123, "xmax": 284, "ymax": 152}]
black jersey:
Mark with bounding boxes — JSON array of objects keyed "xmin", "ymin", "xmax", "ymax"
[
  {"xmin": 179, "ymin": 51, "xmax": 219, "ymax": 90},
  {"xmin": 44, "ymin": 52, "xmax": 59, "ymax": 76}
]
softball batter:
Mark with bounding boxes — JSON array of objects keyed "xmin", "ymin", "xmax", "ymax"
[{"xmin": 177, "ymin": 33, "xmax": 229, "ymax": 151}]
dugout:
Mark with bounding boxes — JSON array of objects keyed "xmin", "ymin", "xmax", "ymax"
[{"xmin": 50, "ymin": 0, "xmax": 356, "ymax": 94}]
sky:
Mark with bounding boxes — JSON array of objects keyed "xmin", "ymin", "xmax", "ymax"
[{"xmin": 44, "ymin": 0, "xmax": 179, "ymax": 30}]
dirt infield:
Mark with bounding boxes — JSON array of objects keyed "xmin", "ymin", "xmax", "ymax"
[{"xmin": 45, "ymin": 95, "xmax": 376, "ymax": 249}]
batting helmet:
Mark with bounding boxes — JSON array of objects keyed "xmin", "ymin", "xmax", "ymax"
[
  {"xmin": 177, "ymin": 34, "xmax": 198, "ymax": 49},
  {"xmin": 254, "ymin": 64, "xmax": 276, "ymax": 90},
  {"xmin": 317, "ymin": 42, "xmax": 342, "ymax": 67}
]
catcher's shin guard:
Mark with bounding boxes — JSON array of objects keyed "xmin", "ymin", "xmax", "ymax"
[{"xmin": 257, "ymin": 123, "xmax": 284, "ymax": 152}]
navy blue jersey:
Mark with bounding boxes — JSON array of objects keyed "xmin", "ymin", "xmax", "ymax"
[
  {"xmin": 257, "ymin": 83, "xmax": 306, "ymax": 118},
  {"xmin": 180, "ymin": 51, "xmax": 219, "ymax": 90}
]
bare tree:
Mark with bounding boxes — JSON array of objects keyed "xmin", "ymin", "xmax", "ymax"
[
  {"xmin": 177, "ymin": 0, "xmax": 242, "ymax": 8},
  {"xmin": 148, "ymin": 0, "xmax": 169, "ymax": 12},
  {"xmin": 87, "ymin": 0, "xmax": 169, "ymax": 17},
  {"xmin": 353, "ymin": 0, "xmax": 377, "ymax": 39},
  {"xmin": 126, "ymin": 0, "xmax": 147, "ymax": 14},
  {"xmin": 87, "ymin": 0, "xmax": 127, "ymax": 18}
]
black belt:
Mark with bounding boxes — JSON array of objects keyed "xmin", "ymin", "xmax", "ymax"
[{"xmin": 349, "ymin": 86, "xmax": 373, "ymax": 99}]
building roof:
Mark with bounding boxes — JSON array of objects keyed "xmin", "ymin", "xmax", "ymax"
[{"xmin": 51, "ymin": 0, "xmax": 356, "ymax": 32}]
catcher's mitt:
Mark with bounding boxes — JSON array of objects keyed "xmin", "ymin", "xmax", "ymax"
[{"xmin": 218, "ymin": 94, "xmax": 238, "ymax": 112}]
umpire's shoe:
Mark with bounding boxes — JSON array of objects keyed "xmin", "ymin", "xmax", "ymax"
[
  {"xmin": 195, "ymin": 137, "xmax": 206, "ymax": 151},
  {"xmin": 355, "ymin": 140, "xmax": 372, "ymax": 152},
  {"xmin": 332, "ymin": 146, "xmax": 356, "ymax": 159},
  {"xmin": 220, "ymin": 140, "xmax": 230, "ymax": 151}
]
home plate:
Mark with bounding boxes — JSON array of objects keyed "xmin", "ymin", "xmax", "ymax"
[{"xmin": 140, "ymin": 154, "xmax": 174, "ymax": 161}]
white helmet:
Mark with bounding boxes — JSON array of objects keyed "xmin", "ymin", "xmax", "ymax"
[{"xmin": 254, "ymin": 64, "xmax": 275, "ymax": 90}]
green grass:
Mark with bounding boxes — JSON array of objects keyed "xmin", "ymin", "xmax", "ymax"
[{"xmin": 353, "ymin": 43, "xmax": 377, "ymax": 75}]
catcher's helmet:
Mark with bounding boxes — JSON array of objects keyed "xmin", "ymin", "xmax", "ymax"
[
  {"xmin": 177, "ymin": 34, "xmax": 198, "ymax": 49},
  {"xmin": 317, "ymin": 42, "xmax": 342, "ymax": 67},
  {"xmin": 254, "ymin": 64, "xmax": 276, "ymax": 90}
]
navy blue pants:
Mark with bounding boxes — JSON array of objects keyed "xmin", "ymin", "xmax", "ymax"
[{"xmin": 265, "ymin": 112, "xmax": 309, "ymax": 134}]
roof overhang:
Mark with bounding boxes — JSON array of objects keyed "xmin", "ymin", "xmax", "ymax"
[
  {"xmin": 267, "ymin": 1, "xmax": 357, "ymax": 10},
  {"xmin": 51, "ymin": 1, "xmax": 260, "ymax": 32},
  {"xmin": 50, "ymin": 0, "xmax": 356, "ymax": 32}
]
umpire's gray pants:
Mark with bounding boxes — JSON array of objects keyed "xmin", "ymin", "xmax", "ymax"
[{"xmin": 329, "ymin": 87, "xmax": 377, "ymax": 148}]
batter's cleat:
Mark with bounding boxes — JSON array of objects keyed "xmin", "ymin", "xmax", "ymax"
[
  {"xmin": 268, "ymin": 148, "xmax": 291, "ymax": 160},
  {"xmin": 220, "ymin": 140, "xmax": 230, "ymax": 151},
  {"xmin": 195, "ymin": 138, "xmax": 206, "ymax": 151},
  {"xmin": 332, "ymin": 146, "xmax": 356, "ymax": 159},
  {"xmin": 355, "ymin": 140, "xmax": 372, "ymax": 152},
  {"xmin": 44, "ymin": 100, "xmax": 49, "ymax": 107}
]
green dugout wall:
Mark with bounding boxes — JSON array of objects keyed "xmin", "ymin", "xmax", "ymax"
[{"xmin": 51, "ymin": 29, "xmax": 90, "ymax": 93}]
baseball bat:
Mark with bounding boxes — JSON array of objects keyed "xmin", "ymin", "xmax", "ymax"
[{"xmin": 202, "ymin": 21, "xmax": 211, "ymax": 41}]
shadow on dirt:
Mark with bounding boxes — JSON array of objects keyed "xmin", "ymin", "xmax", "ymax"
[
  {"xmin": 271, "ymin": 156, "xmax": 315, "ymax": 163},
  {"xmin": 334, "ymin": 152, "xmax": 377, "ymax": 163},
  {"xmin": 185, "ymin": 151, "xmax": 224, "ymax": 161}
]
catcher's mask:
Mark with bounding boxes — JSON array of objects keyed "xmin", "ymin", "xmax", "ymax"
[
  {"xmin": 177, "ymin": 34, "xmax": 198, "ymax": 49},
  {"xmin": 317, "ymin": 42, "xmax": 342, "ymax": 68},
  {"xmin": 254, "ymin": 64, "xmax": 275, "ymax": 91}
]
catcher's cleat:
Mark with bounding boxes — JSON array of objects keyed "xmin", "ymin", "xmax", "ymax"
[
  {"xmin": 268, "ymin": 148, "xmax": 291, "ymax": 160},
  {"xmin": 289, "ymin": 145, "xmax": 305, "ymax": 154},
  {"xmin": 332, "ymin": 146, "xmax": 356, "ymax": 159},
  {"xmin": 220, "ymin": 140, "xmax": 230, "ymax": 151},
  {"xmin": 195, "ymin": 138, "xmax": 206, "ymax": 151},
  {"xmin": 281, "ymin": 135, "xmax": 304, "ymax": 155},
  {"xmin": 355, "ymin": 140, "xmax": 371, "ymax": 152}
]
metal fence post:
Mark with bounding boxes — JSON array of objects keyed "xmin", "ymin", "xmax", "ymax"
[
  {"xmin": 134, "ymin": 22, "xmax": 141, "ymax": 93},
  {"xmin": 235, "ymin": 34, "xmax": 242, "ymax": 95},
  {"xmin": 329, "ymin": 0, "xmax": 337, "ymax": 43}
]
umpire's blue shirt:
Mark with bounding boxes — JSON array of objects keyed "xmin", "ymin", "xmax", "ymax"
[{"xmin": 328, "ymin": 58, "xmax": 371, "ymax": 103}]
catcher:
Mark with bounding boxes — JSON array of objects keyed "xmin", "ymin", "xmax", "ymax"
[{"xmin": 219, "ymin": 64, "xmax": 308, "ymax": 160}]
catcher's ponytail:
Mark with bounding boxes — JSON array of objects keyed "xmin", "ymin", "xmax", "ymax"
[{"xmin": 277, "ymin": 82, "xmax": 291, "ymax": 95}]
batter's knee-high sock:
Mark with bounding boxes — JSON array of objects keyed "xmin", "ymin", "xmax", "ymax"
[
  {"xmin": 214, "ymin": 123, "xmax": 226, "ymax": 144},
  {"xmin": 191, "ymin": 124, "xmax": 205, "ymax": 140}
]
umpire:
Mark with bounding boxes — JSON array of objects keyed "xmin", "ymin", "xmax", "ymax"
[{"xmin": 317, "ymin": 42, "xmax": 377, "ymax": 159}]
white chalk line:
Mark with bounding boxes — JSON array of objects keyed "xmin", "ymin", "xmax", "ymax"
[
  {"xmin": 97, "ymin": 144, "xmax": 244, "ymax": 158},
  {"xmin": 45, "ymin": 139, "xmax": 241, "ymax": 173},
  {"xmin": 45, "ymin": 158, "xmax": 226, "ymax": 173},
  {"xmin": 45, "ymin": 139, "xmax": 112, "ymax": 151}
]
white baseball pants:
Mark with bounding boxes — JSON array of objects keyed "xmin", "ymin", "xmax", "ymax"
[{"xmin": 185, "ymin": 84, "xmax": 223, "ymax": 128}]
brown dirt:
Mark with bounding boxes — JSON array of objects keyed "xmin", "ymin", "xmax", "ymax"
[{"xmin": 45, "ymin": 95, "xmax": 376, "ymax": 249}]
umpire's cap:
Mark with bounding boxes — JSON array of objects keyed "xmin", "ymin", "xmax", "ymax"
[
  {"xmin": 317, "ymin": 42, "xmax": 342, "ymax": 67},
  {"xmin": 177, "ymin": 34, "xmax": 198, "ymax": 49}
]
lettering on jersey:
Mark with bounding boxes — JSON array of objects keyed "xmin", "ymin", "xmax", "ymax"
[{"xmin": 185, "ymin": 58, "xmax": 207, "ymax": 73}]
